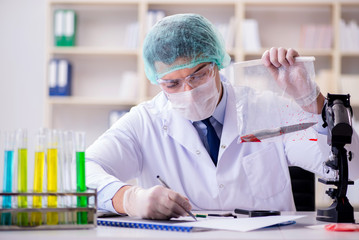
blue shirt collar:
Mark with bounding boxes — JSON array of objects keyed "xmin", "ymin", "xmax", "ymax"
[{"xmin": 212, "ymin": 81, "xmax": 227, "ymax": 125}]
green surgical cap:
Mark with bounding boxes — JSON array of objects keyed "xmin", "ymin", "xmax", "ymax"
[{"xmin": 143, "ymin": 13, "xmax": 231, "ymax": 84}]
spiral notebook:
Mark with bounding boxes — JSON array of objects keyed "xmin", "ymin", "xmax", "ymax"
[
  {"xmin": 97, "ymin": 218, "xmax": 195, "ymax": 232},
  {"xmin": 97, "ymin": 214, "xmax": 304, "ymax": 232}
]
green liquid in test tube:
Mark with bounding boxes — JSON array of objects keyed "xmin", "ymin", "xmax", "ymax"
[
  {"xmin": 1, "ymin": 131, "xmax": 15, "ymax": 226},
  {"xmin": 31, "ymin": 130, "xmax": 46, "ymax": 226},
  {"xmin": 47, "ymin": 130, "xmax": 58, "ymax": 225},
  {"xmin": 17, "ymin": 129, "xmax": 28, "ymax": 226},
  {"xmin": 75, "ymin": 132, "xmax": 87, "ymax": 224}
]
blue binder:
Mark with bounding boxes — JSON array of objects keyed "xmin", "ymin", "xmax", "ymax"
[
  {"xmin": 48, "ymin": 59, "xmax": 58, "ymax": 96},
  {"xmin": 48, "ymin": 59, "xmax": 72, "ymax": 96},
  {"xmin": 57, "ymin": 59, "xmax": 72, "ymax": 96}
]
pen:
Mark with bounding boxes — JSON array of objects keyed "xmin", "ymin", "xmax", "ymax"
[
  {"xmin": 195, "ymin": 213, "xmax": 237, "ymax": 218},
  {"xmin": 156, "ymin": 175, "xmax": 197, "ymax": 221}
]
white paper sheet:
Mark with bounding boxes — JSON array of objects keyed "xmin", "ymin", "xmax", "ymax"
[{"xmin": 172, "ymin": 215, "xmax": 305, "ymax": 232}]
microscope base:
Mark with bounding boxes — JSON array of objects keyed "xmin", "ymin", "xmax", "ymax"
[{"xmin": 316, "ymin": 197, "xmax": 355, "ymax": 223}]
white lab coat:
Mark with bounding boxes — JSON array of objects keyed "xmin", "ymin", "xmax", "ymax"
[{"xmin": 86, "ymin": 81, "xmax": 359, "ymax": 211}]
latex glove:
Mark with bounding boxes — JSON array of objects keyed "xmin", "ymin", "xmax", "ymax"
[
  {"xmin": 262, "ymin": 47, "xmax": 320, "ymax": 107},
  {"xmin": 123, "ymin": 185, "xmax": 192, "ymax": 220}
]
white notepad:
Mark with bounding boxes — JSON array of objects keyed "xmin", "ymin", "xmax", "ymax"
[{"xmin": 173, "ymin": 215, "xmax": 305, "ymax": 232}]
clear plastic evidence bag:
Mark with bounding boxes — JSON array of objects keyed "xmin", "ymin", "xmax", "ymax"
[{"xmin": 231, "ymin": 57, "xmax": 320, "ymax": 143}]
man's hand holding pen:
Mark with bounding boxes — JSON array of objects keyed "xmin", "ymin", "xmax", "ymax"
[
  {"xmin": 157, "ymin": 176, "xmax": 197, "ymax": 221},
  {"xmin": 119, "ymin": 181, "xmax": 193, "ymax": 220}
]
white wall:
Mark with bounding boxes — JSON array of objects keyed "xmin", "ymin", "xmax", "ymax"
[{"xmin": 0, "ymin": 0, "xmax": 46, "ymax": 189}]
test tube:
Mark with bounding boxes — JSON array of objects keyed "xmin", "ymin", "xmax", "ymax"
[
  {"xmin": 31, "ymin": 129, "xmax": 46, "ymax": 226},
  {"xmin": 64, "ymin": 131, "xmax": 75, "ymax": 224},
  {"xmin": 64, "ymin": 131, "xmax": 74, "ymax": 196},
  {"xmin": 47, "ymin": 129, "xmax": 58, "ymax": 225},
  {"xmin": 75, "ymin": 132, "xmax": 87, "ymax": 224},
  {"xmin": 1, "ymin": 131, "xmax": 15, "ymax": 225},
  {"xmin": 17, "ymin": 128, "xmax": 28, "ymax": 226},
  {"xmin": 57, "ymin": 130, "xmax": 66, "ymax": 224}
]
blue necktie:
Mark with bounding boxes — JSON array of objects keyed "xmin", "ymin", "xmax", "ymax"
[{"xmin": 202, "ymin": 117, "xmax": 220, "ymax": 166}]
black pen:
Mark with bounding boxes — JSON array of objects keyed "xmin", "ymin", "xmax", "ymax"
[
  {"xmin": 208, "ymin": 213, "xmax": 237, "ymax": 218},
  {"xmin": 156, "ymin": 175, "xmax": 197, "ymax": 221},
  {"xmin": 195, "ymin": 213, "xmax": 237, "ymax": 218}
]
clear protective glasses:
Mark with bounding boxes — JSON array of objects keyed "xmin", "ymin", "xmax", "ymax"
[{"xmin": 157, "ymin": 62, "xmax": 216, "ymax": 93}]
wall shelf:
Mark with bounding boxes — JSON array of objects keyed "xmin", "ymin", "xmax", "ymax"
[
  {"xmin": 48, "ymin": 96, "xmax": 139, "ymax": 106},
  {"xmin": 45, "ymin": 0, "xmax": 359, "ymax": 145},
  {"xmin": 50, "ymin": 47, "xmax": 139, "ymax": 56}
]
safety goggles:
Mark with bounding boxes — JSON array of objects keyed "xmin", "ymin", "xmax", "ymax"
[{"xmin": 157, "ymin": 62, "xmax": 215, "ymax": 93}]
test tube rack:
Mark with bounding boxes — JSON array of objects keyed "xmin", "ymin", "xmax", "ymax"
[{"xmin": 0, "ymin": 188, "xmax": 97, "ymax": 230}]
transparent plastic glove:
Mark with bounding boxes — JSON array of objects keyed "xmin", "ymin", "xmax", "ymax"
[
  {"xmin": 268, "ymin": 60, "xmax": 319, "ymax": 107},
  {"xmin": 262, "ymin": 48, "xmax": 319, "ymax": 107},
  {"xmin": 122, "ymin": 185, "xmax": 192, "ymax": 220}
]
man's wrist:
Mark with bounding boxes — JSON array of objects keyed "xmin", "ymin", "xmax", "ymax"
[
  {"xmin": 112, "ymin": 185, "xmax": 132, "ymax": 214},
  {"xmin": 301, "ymin": 92, "xmax": 325, "ymax": 114}
]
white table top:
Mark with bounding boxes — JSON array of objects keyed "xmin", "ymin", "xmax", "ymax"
[{"xmin": 1, "ymin": 211, "xmax": 359, "ymax": 240}]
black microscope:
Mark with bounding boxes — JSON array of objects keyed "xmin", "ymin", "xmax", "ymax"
[{"xmin": 316, "ymin": 93, "xmax": 355, "ymax": 223}]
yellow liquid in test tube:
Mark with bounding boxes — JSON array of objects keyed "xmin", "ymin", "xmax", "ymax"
[
  {"xmin": 47, "ymin": 148, "xmax": 58, "ymax": 225},
  {"xmin": 31, "ymin": 151, "xmax": 45, "ymax": 226},
  {"xmin": 17, "ymin": 148, "xmax": 28, "ymax": 226}
]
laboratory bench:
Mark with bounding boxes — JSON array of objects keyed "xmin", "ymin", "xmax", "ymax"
[{"xmin": 1, "ymin": 211, "xmax": 359, "ymax": 240}]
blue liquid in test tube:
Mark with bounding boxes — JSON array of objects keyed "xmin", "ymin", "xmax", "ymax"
[{"xmin": 1, "ymin": 132, "xmax": 15, "ymax": 225}]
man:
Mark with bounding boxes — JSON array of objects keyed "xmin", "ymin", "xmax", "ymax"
[{"xmin": 86, "ymin": 14, "xmax": 359, "ymax": 220}]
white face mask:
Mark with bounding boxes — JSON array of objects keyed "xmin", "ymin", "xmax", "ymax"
[{"xmin": 165, "ymin": 76, "xmax": 220, "ymax": 121}]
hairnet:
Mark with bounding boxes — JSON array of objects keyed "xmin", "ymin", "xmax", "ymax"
[{"xmin": 143, "ymin": 13, "xmax": 231, "ymax": 84}]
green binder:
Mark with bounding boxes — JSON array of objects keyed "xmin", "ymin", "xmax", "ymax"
[
  {"xmin": 53, "ymin": 9, "xmax": 77, "ymax": 47},
  {"xmin": 63, "ymin": 10, "xmax": 77, "ymax": 46},
  {"xmin": 54, "ymin": 9, "xmax": 64, "ymax": 46}
]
